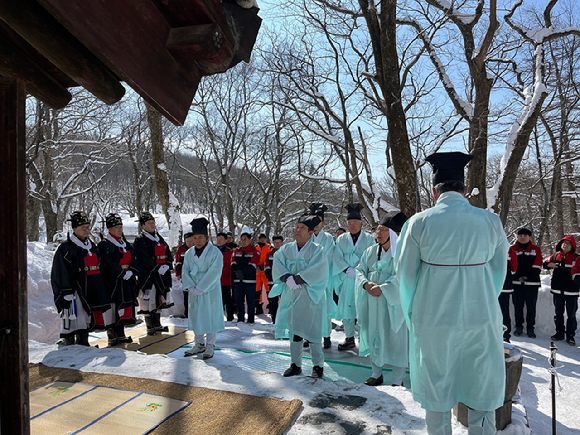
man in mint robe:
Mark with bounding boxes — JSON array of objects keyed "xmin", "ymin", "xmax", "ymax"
[
  {"xmin": 270, "ymin": 214, "xmax": 329, "ymax": 378},
  {"xmin": 182, "ymin": 218, "xmax": 224, "ymax": 360},
  {"xmin": 331, "ymin": 203, "xmax": 375, "ymax": 350},
  {"xmin": 355, "ymin": 211, "xmax": 408, "ymax": 387},
  {"xmin": 395, "ymin": 152, "xmax": 508, "ymax": 435},
  {"xmin": 309, "ymin": 203, "xmax": 336, "ymax": 349}
]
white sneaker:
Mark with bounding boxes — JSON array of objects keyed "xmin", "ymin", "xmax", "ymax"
[
  {"xmin": 184, "ymin": 343, "xmax": 206, "ymax": 356},
  {"xmin": 202, "ymin": 344, "xmax": 215, "ymax": 359}
]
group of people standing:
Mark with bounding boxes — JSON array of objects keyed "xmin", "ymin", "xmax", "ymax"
[{"xmin": 50, "ymin": 149, "xmax": 579, "ymax": 435}]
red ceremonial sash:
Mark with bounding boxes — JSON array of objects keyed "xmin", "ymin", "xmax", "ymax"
[
  {"xmin": 119, "ymin": 250, "xmax": 131, "ymax": 270},
  {"xmin": 84, "ymin": 253, "xmax": 100, "ymax": 275},
  {"xmin": 154, "ymin": 243, "xmax": 166, "ymax": 264}
]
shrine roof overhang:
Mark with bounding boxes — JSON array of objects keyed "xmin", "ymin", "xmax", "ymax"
[{"xmin": 0, "ymin": 0, "xmax": 261, "ymax": 125}]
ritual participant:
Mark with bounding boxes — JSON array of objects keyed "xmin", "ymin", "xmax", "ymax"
[
  {"xmin": 216, "ymin": 232, "xmax": 235, "ymax": 322},
  {"xmin": 231, "ymin": 231, "xmax": 259, "ymax": 324},
  {"xmin": 511, "ymin": 228, "xmax": 542, "ymax": 338},
  {"xmin": 395, "ymin": 152, "xmax": 508, "ymax": 435},
  {"xmin": 545, "ymin": 236, "xmax": 578, "ymax": 346},
  {"xmin": 174, "ymin": 232, "xmax": 194, "ymax": 319},
  {"xmin": 255, "ymin": 233, "xmax": 271, "ymax": 315},
  {"xmin": 133, "ymin": 211, "xmax": 174, "ymax": 336},
  {"xmin": 270, "ymin": 215, "xmax": 329, "ymax": 378},
  {"xmin": 265, "ymin": 235, "xmax": 284, "ymax": 323},
  {"xmin": 332, "ymin": 204, "xmax": 375, "ymax": 350},
  {"xmin": 97, "ymin": 212, "xmax": 139, "ymax": 346},
  {"xmin": 499, "ymin": 246, "xmax": 518, "ymax": 342},
  {"xmin": 356, "ymin": 211, "xmax": 408, "ymax": 387},
  {"xmin": 182, "ymin": 218, "xmax": 224, "ymax": 359},
  {"xmin": 335, "ymin": 227, "xmax": 346, "ymax": 238},
  {"xmin": 51, "ymin": 211, "xmax": 111, "ymax": 346},
  {"xmin": 309, "ymin": 203, "xmax": 336, "ymax": 349}
]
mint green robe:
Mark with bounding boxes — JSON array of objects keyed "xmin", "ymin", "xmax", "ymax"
[
  {"xmin": 269, "ymin": 240, "xmax": 329, "ymax": 343},
  {"xmin": 311, "ymin": 229, "xmax": 336, "ymax": 336},
  {"xmin": 395, "ymin": 191, "xmax": 508, "ymax": 412},
  {"xmin": 355, "ymin": 244, "xmax": 408, "ymax": 368},
  {"xmin": 331, "ymin": 231, "xmax": 376, "ymax": 320},
  {"xmin": 182, "ymin": 243, "xmax": 225, "ymax": 335}
]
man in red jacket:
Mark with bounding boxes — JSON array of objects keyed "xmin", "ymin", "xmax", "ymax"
[
  {"xmin": 231, "ymin": 232, "xmax": 260, "ymax": 324},
  {"xmin": 511, "ymin": 228, "xmax": 543, "ymax": 338},
  {"xmin": 216, "ymin": 232, "xmax": 235, "ymax": 321},
  {"xmin": 174, "ymin": 232, "xmax": 194, "ymax": 318}
]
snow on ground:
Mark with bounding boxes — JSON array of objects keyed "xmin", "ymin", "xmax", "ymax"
[{"xmin": 27, "ymin": 242, "xmax": 580, "ymax": 434}]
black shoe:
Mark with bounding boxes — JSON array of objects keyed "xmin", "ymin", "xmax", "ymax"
[
  {"xmin": 503, "ymin": 333, "xmax": 511, "ymax": 343},
  {"xmin": 303, "ymin": 340, "xmax": 310, "ymax": 348},
  {"xmin": 106, "ymin": 328, "xmax": 118, "ymax": 346},
  {"xmin": 117, "ymin": 335, "xmax": 133, "ymax": 344},
  {"xmin": 323, "ymin": 337, "xmax": 331, "ymax": 349},
  {"xmin": 527, "ymin": 329, "xmax": 536, "ymax": 338},
  {"xmin": 567, "ymin": 337, "xmax": 576, "ymax": 346},
  {"xmin": 283, "ymin": 363, "xmax": 302, "ymax": 377},
  {"xmin": 551, "ymin": 333, "xmax": 565, "ymax": 341},
  {"xmin": 364, "ymin": 375, "xmax": 383, "ymax": 386},
  {"xmin": 338, "ymin": 337, "xmax": 355, "ymax": 351},
  {"xmin": 311, "ymin": 365, "xmax": 324, "ymax": 378},
  {"xmin": 514, "ymin": 326, "xmax": 523, "ymax": 337}
]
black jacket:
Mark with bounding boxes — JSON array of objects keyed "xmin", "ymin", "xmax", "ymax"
[{"xmin": 97, "ymin": 237, "xmax": 139, "ymax": 309}]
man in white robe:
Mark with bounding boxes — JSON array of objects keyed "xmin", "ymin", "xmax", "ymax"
[
  {"xmin": 182, "ymin": 217, "xmax": 224, "ymax": 360},
  {"xmin": 395, "ymin": 152, "xmax": 508, "ymax": 435},
  {"xmin": 355, "ymin": 211, "xmax": 408, "ymax": 387},
  {"xmin": 270, "ymin": 215, "xmax": 329, "ymax": 378}
]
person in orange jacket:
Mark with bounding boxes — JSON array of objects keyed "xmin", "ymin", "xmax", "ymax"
[{"xmin": 255, "ymin": 233, "xmax": 271, "ymax": 315}]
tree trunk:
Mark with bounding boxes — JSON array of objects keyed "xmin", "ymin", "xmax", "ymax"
[{"xmin": 26, "ymin": 193, "xmax": 41, "ymax": 241}]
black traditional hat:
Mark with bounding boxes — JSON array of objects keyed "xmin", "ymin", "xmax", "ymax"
[
  {"xmin": 190, "ymin": 217, "xmax": 209, "ymax": 236},
  {"xmin": 517, "ymin": 227, "xmax": 532, "ymax": 236},
  {"xmin": 309, "ymin": 203, "xmax": 328, "ymax": 219},
  {"xmin": 345, "ymin": 203, "xmax": 363, "ymax": 220},
  {"xmin": 137, "ymin": 211, "xmax": 155, "ymax": 225},
  {"xmin": 298, "ymin": 214, "xmax": 321, "ymax": 231},
  {"xmin": 104, "ymin": 212, "xmax": 123, "ymax": 229},
  {"xmin": 379, "ymin": 211, "xmax": 408, "ymax": 233},
  {"xmin": 425, "ymin": 152, "xmax": 473, "ymax": 185},
  {"xmin": 68, "ymin": 210, "xmax": 90, "ymax": 228}
]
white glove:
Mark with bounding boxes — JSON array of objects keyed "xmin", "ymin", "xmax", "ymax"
[
  {"xmin": 188, "ymin": 287, "xmax": 203, "ymax": 296},
  {"xmin": 158, "ymin": 264, "xmax": 170, "ymax": 275},
  {"xmin": 63, "ymin": 294, "xmax": 74, "ymax": 301},
  {"xmin": 346, "ymin": 267, "xmax": 356, "ymax": 279},
  {"xmin": 286, "ymin": 275, "xmax": 301, "ymax": 290},
  {"xmin": 123, "ymin": 270, "xmax": 133, "ymax": 280}
]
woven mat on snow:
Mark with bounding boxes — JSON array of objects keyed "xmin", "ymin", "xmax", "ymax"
[
  {"xmin": 92, "ymin": 326, "xmax": 195, "ymax": 355},
  {"xmin": 29, "ymin": 364, "xmax": 303, "ymax": 435}
]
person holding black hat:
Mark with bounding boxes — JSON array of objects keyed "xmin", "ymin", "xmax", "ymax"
[
  {"xmin": 510, "ymin": 227, "xmax": 542, "ymax": 338},
  {"xmin": 331, "ymin": 203, "xmax": 375, "ymax": 350},
  {"xmin": 355, "ymin": 211, "xmax": 408, "ymax": 387},
  {"xmin": 231, "ymin": 230, "xmax": 260, "ymax": 324},
  {"xmin": 395, "ymin": 152, "xmax": 508, "ymax": 435},
  {"xmin": 309, "ymin": 203, "xmax": 336, "ymax": 349},
  {"xmin": 97, "ymin": 212, "xmax": 139, "ymax": 346},
  {"xmin": 270, "ymin": 214, "xmax": 329, "ymax": 378},
  {"xmin": 182, "ymin": 218, "xmax": 224, "ymax": 359},
  {"xmin": 51, "ymin": 211, "xmax": 111, "ymax": 346},
  {"xmin": 174, "ymin": 232, "xmax": 195, "ymax": 319},
  {"xmin": 133, "ymin": 211, "xmax": 174, "ymax": 335}
]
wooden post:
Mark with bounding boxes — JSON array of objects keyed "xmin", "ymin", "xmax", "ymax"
[{"xmin": 0, "ymin": 78, "xmax": 29, "ymax": 435}]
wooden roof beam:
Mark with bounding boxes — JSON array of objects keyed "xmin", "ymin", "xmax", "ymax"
[
  {"xmin": 0, "ymin": 0, "xmax": 125, "ymax": 105},
  {"xmin": 0, "ymin": 32, "xmax": 71, "ymax": 109}
]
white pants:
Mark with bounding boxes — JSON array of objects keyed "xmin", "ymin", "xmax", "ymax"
[
  {"xmin": 194, "ymin": 332, "xmax": 216, "ymax": 346},
  {"xmin": 371, "ymin": 361, "xmax": 406, "ymax": 384},
  {"xmin": 425, "ymin": 409, "xmax": 496, "ymax": 435}
]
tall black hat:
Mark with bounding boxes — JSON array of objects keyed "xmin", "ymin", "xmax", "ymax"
[
  {"xmin": 379, "ymin": 211, "xmax": 408, "ymax": 233},
  {"xmin": 345, "ymin": 203, "xmax": 363, "ymax": 220},
  {"xmin": 425, "ymin": 152, "xmax": 473, "ymax": 185},
  {"xmin": 137, "ymin": 211, "xmax": 155, "ymax": 225},
  {"xmin": 68, "ymin": 210, "xmax": 90, "ymax": 228},
  {"xmin": 309, "ymin": 203, "xmax": 328, "ymax": 219},
  {"xmin": 298, "ymin": 214, "xmax": 321, "ymax": 231},
  {"xmin": 190, "ymin": 217, "xmax": 209, "ymax": 236},
  {"xmin": 104, "ymin": 212, "xmax": 123, "ymax": 229}
]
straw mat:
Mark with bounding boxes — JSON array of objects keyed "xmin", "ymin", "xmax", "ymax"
[
  {"xmin": 30, "ymin": 363, "xmax": 303, "ymax": 435},
  {"xmin": 92, "ymin": 326, "xmax": 195, "ymax": 355}
]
